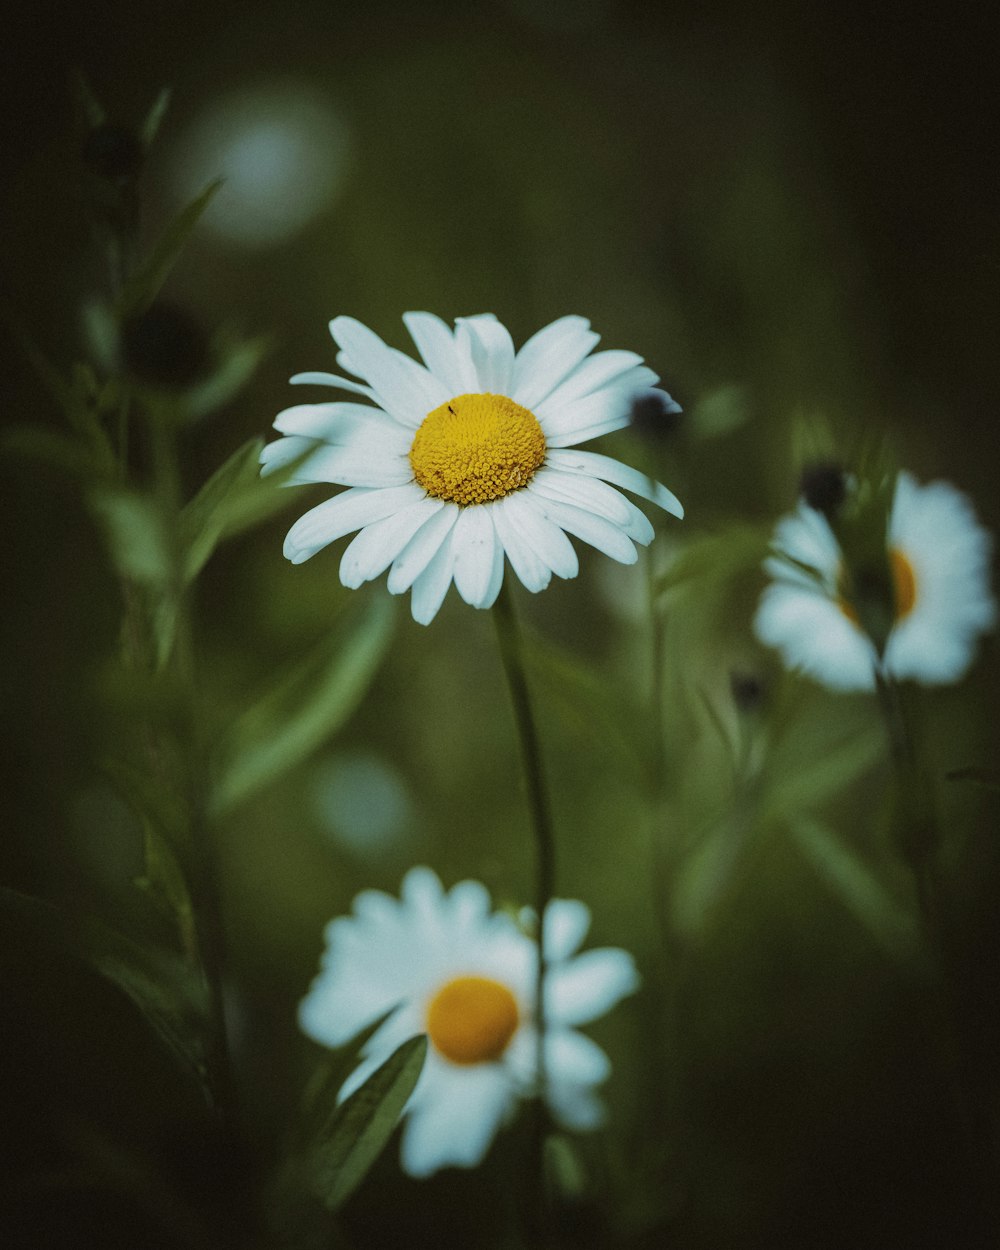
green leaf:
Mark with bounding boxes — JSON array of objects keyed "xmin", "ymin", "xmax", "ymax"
[
  {"xmin": 656, "ymin": 523, "xmax": 770, "ymax": 597},
  {"xmin": 787, "ymin": 815, "xmax": 917, "ymax": 956},
  {"xmin": 212, "ymin": 594, "xmax": 396, "ymax": 814},
  {"xmin": 73, "ymin": 70, "xmax": 106, "ymax": 129},
  {"xmin": 88, "ymin": 486, "xmax": 171, "ymax": 587},
  {"xmin": 116, "ymin": 179, "xmax": 223, "ymax": 318},
  {"xmin": 1, "ymin": 426, "xmax": 110, "ymax": 481},
  {"xmin": 760, "ymin": 718, "xmax": 883, "ymax": 819},
  {"xmin": 141, "ymin": 86, "xmax": 173, "ymax": 150},
  {"xmin": 0, "ymin": 887, "xmax": 209, "ymax": 1094},
  {"xmin": 183, "ymin": 334, "xmax": 269, "ymax": 420},
  {"xmin": 309, "ymin": 1034, "xmax": 427, "ymax": 1212},
  {"xmin": 180, "ymin": 434, "xmax": 291, "ymax": 582}
]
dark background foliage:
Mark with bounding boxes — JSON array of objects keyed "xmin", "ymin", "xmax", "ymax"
[{"xmin": 2, "ymin": 2, "xmax": 999, "ymax": 1247}]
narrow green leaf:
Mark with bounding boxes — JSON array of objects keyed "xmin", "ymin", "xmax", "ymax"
[
  {"xmin": 656, "ymin": 523, "xmax": 770, "ymax": 597},
  {"xmin": 73, "ymin": 70, "xmax": 106, "ymax": 129},
  {"xmin": 180, "ymin": 434, "xmax": 293, "ymax": 581},
  {"xmin": 787, "ymin": 815, "xmax": 917, "ymax": 955},
  {"xmin": 1, "ymin": 426, "xmax": 109, "ymax": 481},
  {"xmin": 310, "ymin": 1034, "xmax": 427, "ymax": 1212},
  {"xmin": 116, "ymin": 179, "xmax": 223, "ymax": 318},
  {"xmin": 183, "ymin": 334, "xmax": 269, "ymax": 420},
  {"xmin": 212, "ymin": 594, "xmax": 395, "ymax": 814},
  {"xmin": 88, "ymin": 486, "xmax": 171, "ymax": 587},
  {"xmin": 136, "ymin": 825, "xmax": 198, "ymax": 960},
  {"xmin": 0, "ymin": 887, "xmax": 209, "ymax": 1092},
  {"xmin": 761, "ymin": 720, "xmax": 883, "ymax": 819},
  {"xmin": 141, "ymin": 86, "xmax": 173, "ymax": 149}
]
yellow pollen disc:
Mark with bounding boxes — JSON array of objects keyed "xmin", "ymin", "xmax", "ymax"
[
  {"xmin": 837, "ymin": 548, "xmax": 919, "ymax": 625},
  {"xmin": 889, "ymin": 547, "xmax": 917, "ymax": 619},
  {"xmin": 425, "ymin": 975, "xmax": 520, "ymax": 1066},
  {"xmin": 409, "ymin": 392, "xmax": 546, "ymax": 506}
]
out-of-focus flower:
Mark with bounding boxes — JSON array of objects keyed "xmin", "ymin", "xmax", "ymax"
[
  {"xmin": 263, "ymin": 313, "xmax": 683, "ymax": 623},
  {"xmin": 754, "ymin": 471, "xmax": 995, "ymax": 690},
  {"xmin": 299, "ymin": 867, "xmax": 639, "ymax": 1178}
]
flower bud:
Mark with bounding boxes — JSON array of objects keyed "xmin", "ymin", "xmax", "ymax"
[
  {"xmin": 800, "ymin": 461, "xmax": 847, "ymax": 521},
  {"xmin": 629, "ymin": 390, "xmax": 683, "ymax": 439}
]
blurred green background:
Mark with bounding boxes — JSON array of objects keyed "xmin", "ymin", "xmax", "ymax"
[{"xmin": 2, "ymin": 2, "xmax": 999, "ymax": 1247}]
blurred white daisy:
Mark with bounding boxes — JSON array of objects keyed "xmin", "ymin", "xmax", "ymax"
[
  {"xmin": 754, "ymin": 471, "xmax": 995, "ymax": 691},
  {"xmin": 263, "ymin": 313, "xmax": 683, "ymax": 624},
  {"xmin": 299, "ymin": 867, "xmax": 639, "ymax": 1178}
]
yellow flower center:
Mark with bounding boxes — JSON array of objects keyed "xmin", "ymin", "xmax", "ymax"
[
  {"xmin": 409, "ymin": 392, "xmax": 546, "ymax": 506},
  {"xmin": 889, "ymin": 548, "xmax": 917, "ymax": 619},
  {"xmin": 839, "ymin": 547, "xmax": 918, "ymax": 625},
  {"xmin": 425, "ymin": 975, "xmax": 520, "ymax": 1066}
]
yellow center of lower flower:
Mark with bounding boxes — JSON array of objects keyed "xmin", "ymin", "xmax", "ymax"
[
  {"xmin": 839, "ymin": 547, "xmax": 919, "ymax": 625},
  {"xmin": 409, "ymin": 392, "xmax": 546, "ymax": 506},
  {"xmin": 425, "ymin": 975, "xmax": 520, "ymax": 1065}
]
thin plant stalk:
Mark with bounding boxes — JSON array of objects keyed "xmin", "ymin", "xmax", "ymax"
[{"xmin": 491, "ymin": 582, "xmax": 555, "ymax": 1211}]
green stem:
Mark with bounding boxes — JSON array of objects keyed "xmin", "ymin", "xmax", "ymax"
[
  {"xmin": 149, "ymin": 409, "xmax": 237, "ymax": 1132},
  {"xmin": 491, "ymin": 582, "xmax": 555, "ymax": 1210},
  {"xmin": 873, "ymin": 664, "xmax": 997, "ymax": 1233}
]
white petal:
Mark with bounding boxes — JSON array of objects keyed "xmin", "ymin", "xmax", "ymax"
[
  {"xmin": 329, "ymin": 316, "xmax": 450, "ymax": 427},
  {"xmin": 402, "ymin": 311, "xmax": 476, "ymax": 394},
  {"xmin": 409, "ymin": 525, "xmax": 458, "ymax": 624},
  {"xmin": 531, "ymin": 496, "xmax": 637, "ymax": 565},
  {"xmin": 546, "ymin": 1028, "xmax": 611, "ymax": 1085},
  {"xmin": 289, "ymin": 371, "xmax": 378, "ymax": 401},
  {"xmin": 546, "ymin": 948, "xmax": 640, "ymax": 1026},
  {"xmin": 338, "ymin": 498, "xmax": 444, "ymax": 588},
  {"xmin": 492, "ymin": 496, "xmax": 552, "ymax": 593},
  {"xmin": 548, "ymin": 1081, "xmax": 607, "ymax": 1131},
  {"xmin": 452, "ymin": 506, "xmax": 500, "ymax": 608},
  {"xmin": 456, "ymin": 315, "xmax": 515, "ymax": 394},
  {"xmin": 387, "ymin": 504, "xmax": 460, "ymax": 594},
  {"xmin": 283, "ymin": 484, "xmax": 425, "ymax": 564},
  {"xmin": 537, "ymin": 386, "xmax": 631, "ymax": 442},
  {"xmin": 274, "ymin": 401, "xmax": 411, "ymax": 442},
  {"xmin": 754, "ymin": 582, "xmax": 877, "ymax": 691},
  {"xmin": 512, "ymin": 316, "xmax": 600, "ymax": 409},
  {"xmin": 529, "ymin": 468, "xmax": 633, "ymax": 526},
  {"xmin": 540, "ymin": 349, "xmax": 643, "ymax": 410},
  {"xmin": 502, "ymin": 492, "xmax": 579, "ymax": 580},
  {"xmin": 481, "ymin": 515, "xmax": 507, "ymax": 609},
  {"xmin": 399, "ymin": 1063, "xmax": 513, "ymax": 1177},
  {"xmin": 546, "ymin": 449, "xmax": 684, "ymax": 519},
  {"xmin": 264, "ymin": 437, "xmax": 412, "ymax": 488},
  {"xmin": 543, "ymin": 899, "xmax": 591, "ymax": 962}
]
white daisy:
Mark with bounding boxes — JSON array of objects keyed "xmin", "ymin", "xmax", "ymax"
[
  {"xmin": 262, "ymin": 313, "xmax": 683, "ymax": 624},
  {"xmin": 754, "ymin": 471, "xmax": 996, "ymax": 691},
  {"xmin": 299, "ymin": 867, "xmax": 639, "ymax": 1178}
]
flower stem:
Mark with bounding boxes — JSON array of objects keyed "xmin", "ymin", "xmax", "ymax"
[
  {"xmin": 873, "ymin": 665, "xmax": 997, "ymax": 1233},
  {"xmin": 491, "ymin": 582, "xmax": 555, "ymax": 1208}
]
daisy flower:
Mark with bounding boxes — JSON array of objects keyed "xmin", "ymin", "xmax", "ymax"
[
  {"xmin": 299, "ymin": 867, "xmax": 639, "ymax": 1178},
  {"xmin": 262, "ymin": 313, "xmax": 683, "ymax": 624},
  {"xmin": 754, "ymin": 471, "xmax": 995, "ymax": 691}
]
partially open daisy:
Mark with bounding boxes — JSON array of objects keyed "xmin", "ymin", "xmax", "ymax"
[
  {"xmin": 299, "ymin": 867, "xmax": 639, "ymax": 1178},
  {"xmin": 263, "ymin": 313, "xmax": 683, "ymax": 624},
  {"xmin": 754, "ymin": 471, "xmax": 995, "ymax": 691}
]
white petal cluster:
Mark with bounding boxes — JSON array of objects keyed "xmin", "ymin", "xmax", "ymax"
[
  {"xmin": 299, "ymin": 867, "xmax": 639, "ymax": 1178},
  {"xmin": 263, "ymin": 313, "xmax": 683, "ymax": 624},
  {"xmin": 754, "ymin": 471, "xmax": 995, "ymax": 690}
]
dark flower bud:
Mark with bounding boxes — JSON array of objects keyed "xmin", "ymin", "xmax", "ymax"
[
  {"xmin": 121, "ymin": 301, "xmax": 209, "ymax": 388},
  {"xmin": 83, "ymin": 124, "xmax": 144, "ymax": 182},
  {"xmin": 729, "ymin": 670, "xmax": 766, "ymax": 713},
  {"xmin": 799, "ymin": 461, "xmax": 847, "ymax": 521},
  {"xmin": 629, "ymin": 390, "xmax": 683, "ymax": 439}
]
